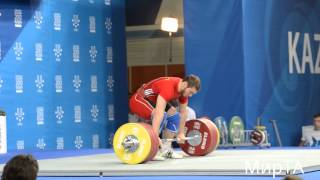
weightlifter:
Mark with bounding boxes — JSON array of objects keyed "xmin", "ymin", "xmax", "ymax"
[{"xmin": 129, "ymin": 75, "xmax": 201, "ymax": 160}]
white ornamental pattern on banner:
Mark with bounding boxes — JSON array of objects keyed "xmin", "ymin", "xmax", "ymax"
[
  {"xmin": 73, "ymin": 75, "xmax": 81, "ymax": 92},
  {"xmin": 107, "ymin": 75, "xmax": 114, "ymax": 92},
  {"xmin": 74, "ymin": 136, "xmax": 83, "ymax": 149},
  {"xmin": 55, "ymin": 106, "xmax": 64, "ymax": 124},
  {"xmin": 14, "ymin": 9, "xmax": 22, "ymax": 28},
  {"xmin": 14, "ymin": 42, "xmax": 23, "ymax": 60},
  {"xmin": 16, "ymin": 140, "xmax": 24, "ymax": 150},
  {"xmin": 89, "ymin": 45, "xmax": 98, "ymax": 63},
  {"xmin": 15, "ymin": 75, "xmax": 23, "ymax": 93},
  {"xmin": 108, "ymin": 133, "xmax": 114, "ymax": 146},
  {"xmin": 74, "ymin": 105, "xmax": 81, "ymax": 123},
  {"xmin": 105, "ymin": 0, "xmax": 111, "ymax": 6},
  {"xmin": 15, "ymin": 108, "xmax": 24, "ymax": 126},
  {"xmin": 36, "ymin": 106, "xmax": 45, "ymax": 125},
  {"xmin": 91, "ymin": 104, "xmax": 99, "ymax": 122},
  {"xmin": 0, "ymin": 76, "xmax": 3, "ymax": 89},
  {"xmin": 53, "ymin": 12, "xmax": 61, "ymax": 31},
  {"xmin": 72, "ymin": 14, "xmax": 80, "ymax": 32},
  {"xmin": 106, "ymin": 46, "xmax": 113, "ymax": 63},
  {"xmin": 92, "ymin": 134, "xmax": 99, "ymax": 149},
  {"xmin": 108, "ymin": 104, "xmax": 114, "ymax": 121},
  {"xmin": 1, "ymin": 1, "xmax": 119, "ymax": 151},
  {"xmin": 35, "ymin": 75, "xmax": 45, "ymax": 93},
  {"xmin": 73, "ymin": 45, "xmax": 80, "ymax": 62},
  {"xmin": 55, "ymin": 75, "xmax": 63, "ymax": 93},
  {"xmin": 105, "ymin": 17, "xmax": 112, "ymax": 34},
  {"xmin": 35, "ymin": 43, "xmax": 43, "ymax": 61},
  {"xmin": 33, "ymin": 11, "xmax": 43, "ymax": 29},
  {"xmin": 91, "ymin": 75, "xmax": 98, "ymax": 92},
  {"xmin": 56, "ymin": 137, "xmax": 64, "ymax": 150},
  {"xmin": 36, "ymin": 138, "xmax": 46, "ymax": 150},
  {"xmin": 89, "ymin": 16, "xmax": 96, "ymax": 33},
  {"xmin": 53, "ymin": 44, "xmax": 63, "ymax": 61}
]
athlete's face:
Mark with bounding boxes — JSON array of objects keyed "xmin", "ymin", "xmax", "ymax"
[
  {"xmin": 181, "ymin": 87, "xmax": 197, "ymax": 97},
  {"xmin": 314, "ymin": 117, "xmax": 320, "ymax": 129}
]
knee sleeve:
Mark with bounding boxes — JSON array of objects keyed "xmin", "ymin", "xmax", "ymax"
[{"xmin": 165, "ymin": 112, "xmax": 180, "ymax": 133}]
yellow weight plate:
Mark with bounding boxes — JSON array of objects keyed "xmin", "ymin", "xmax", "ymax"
[
  {"xmin": 255, "ymin": 125, "xmax": 266, "ymax": 131},
  {"xmin": 212, "ymin": 123, "xmax": 220, "ymax": 150},
  {"xmin": 113, "ymin": 123, "xmax": 152, "ymax": 164}
]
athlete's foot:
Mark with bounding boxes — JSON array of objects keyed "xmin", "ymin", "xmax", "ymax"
[
  {"xmin": 163, "ymin": 148, "xmax": 183, "ymax": 159},
  {"xmin": 152, "ymin": 150, "xmax": 166, "ymax": 161}
]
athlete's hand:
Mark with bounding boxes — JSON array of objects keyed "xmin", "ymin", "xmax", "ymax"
[
  {"xmin": 158, "ymin": 137, "xmax": 163, "ymax": 148},
  {"xmin": 176, "ymin": 133, "xmax": 186, "ymax": 144}
]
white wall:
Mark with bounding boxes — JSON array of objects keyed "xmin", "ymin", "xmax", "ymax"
[
  {"xmin": 126, "ymin": 0, "xmax": 184, "ymax": 67},
  {"xmin": 127, "ymin": 37, "xmax": 184, "ymax": 66}
]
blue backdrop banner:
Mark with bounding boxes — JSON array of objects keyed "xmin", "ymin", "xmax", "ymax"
[
  {"xmin": 0, "ymin": 0, "xmax": 127, "ymax": 151},
  {"xmin": 184, "ymin": 0, "xmax": 320, "ymax": 146}
]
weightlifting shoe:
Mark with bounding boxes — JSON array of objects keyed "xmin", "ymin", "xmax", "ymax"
[
  {"xmin": 163, "ymin": 148, "xmax": 183, "ymax": 159},
  {"xmin": 152, "ymin": 150, "xmax": 166, "ymax": 161}
]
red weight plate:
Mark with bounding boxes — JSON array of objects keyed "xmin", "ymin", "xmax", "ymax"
[
  {"xmin": 137, "ymin": 123, "xmax": 154, "ymax": 163},
  {"xmin": 250, "ymin": 130, "xmax": 265, "ymax": 145},
  {"xmin": 139, "ymin": 123, "xmax": 159, "ymax": 162},
  {"xmin": 146, "ymin": 124, "xmax": 159, "ymax": 161},
  {"xmin": 179, "ymin": 119, "xmax": 214, "ymax": 156},
  {"xmin": 197, "ymin": 118, "xmax": 215, "ymax": 155},
  {"xmin": 198, "ymin": 117, "xmax": 220, "ymax": 154}
]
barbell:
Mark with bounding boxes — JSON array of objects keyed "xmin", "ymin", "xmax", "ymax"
[
  {"xmin": 122, "ymin": 135, "xmax": 200, "ymax": 152},
  {"xmin": 113, "ymin": 117, "xmax": 220, "ymax": 164}
]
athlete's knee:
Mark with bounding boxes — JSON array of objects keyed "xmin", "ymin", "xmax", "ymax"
[
  {"xmin": 152, "ymin": 112, "xmax": 168, "ymax": 134},
  {"xmin": 165, "ymin": 112, "xmax": 180, "ymax": 133}
]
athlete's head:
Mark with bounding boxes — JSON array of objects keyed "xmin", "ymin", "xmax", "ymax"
[
  {"xmin": 2, "ymin": 154, "xmax": 39, "ymax": 180},
  {"xmin": 180, "ymin": 74, "xmax": 201, "ymax": 97},
  {"xmin": 313, "ymin": 113, "xmax": 320, "ymax": 130}
]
